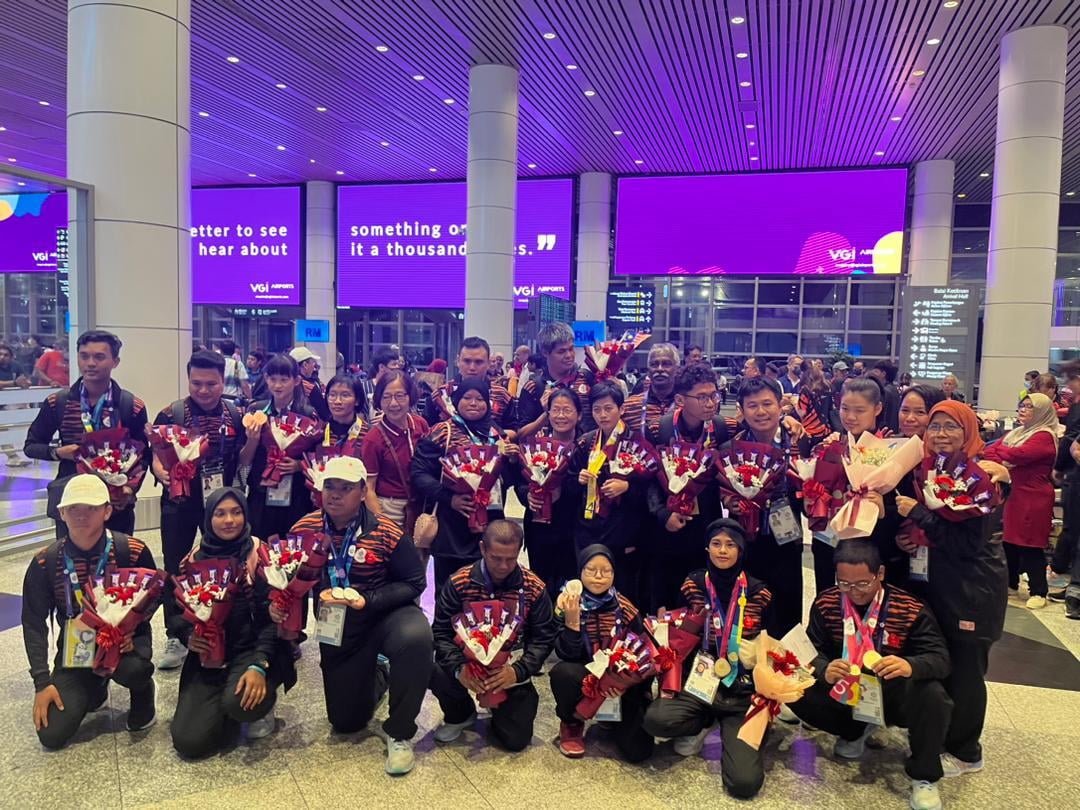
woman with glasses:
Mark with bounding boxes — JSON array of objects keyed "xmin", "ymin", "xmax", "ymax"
[
  {"xmin": 895, "ymin": 401, "xmax": 1008, "ymax": 778},
  {"xmin": 323, "ymin": 375, "xmax": 369, "ymax": 448}
]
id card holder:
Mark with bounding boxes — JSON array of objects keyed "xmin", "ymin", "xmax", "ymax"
[
  {"xmin": 684, "ymin": 652, "xmax": 721, "ymax": 705},
  {"xmin": 266, "ymin": 473, "xmax": 293, "ymax": 507},
  {"xmin": 909, "ymin": 546, "xmax": 929, "ymax": 582},
  {"xmin": 488, "ymin": 479, "xmax": 504, "ymax": 510},
  {"xmin": 201, "ymin": 471, "xmax": 224, "ymax": 499},
  {"xmin": 62, "ymin": 619, "xmax": 96, "ymax": 669},
  {"xmin": 768, "ymin": 498, "xmax": 802, "ymax": 545},
  {"xmin": 813, "ymin": 527, "xmax": 839, "ymax": 548},
  {"xmin": 852, "ymin": 674, "xmax": 885, "ymax": 726},
  {"xmin": 315, "ymin": 602, "xmax": 346, "ymax": 646},
  {"xmin": 596, "ymin": 696, "xmax": 623, "ymax": 722}
]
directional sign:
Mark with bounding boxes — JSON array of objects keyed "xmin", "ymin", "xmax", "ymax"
[
  {"xmin": 607, "ymin": 285, "xmax": 656, "ymax": 331},
  {"xmin": 900, "ymin": 286, "xmax": 979, "ymax": 397}
]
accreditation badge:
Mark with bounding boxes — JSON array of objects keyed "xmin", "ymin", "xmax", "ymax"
[
  {"xmin": 201, "ymin": 471, "xmax": 224, "ymax": 499},
  {"xmin": 62, "ymin": 618, "xmax": 96, "ymax": 669},
  {"xmin": 768, "ymin": 497, "xmax": 802, "ymax": 545},
  {"xmin": 684, "ymin": 652, "xmax": 721, "ymax": 705},
  {"xmin": 315, "ymin": 602, "xmax": 346, "ymax": 647},
  {"xmin": 596, "ymin": 696, "xmax": 623, "ymax": 723},
  {"xmin": 909, "ymin": 546, "xmax": 929, "ymax": 582},
  {"xmin": 852, "ymin": 674, "xmax": 885, "ymax": 726},
  {"xmin": 266, "ymin": 473, "xmax": 293, "ymax": 507}
]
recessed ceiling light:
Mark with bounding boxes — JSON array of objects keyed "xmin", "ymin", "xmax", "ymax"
[
  {"xmin": 429, "ymin": 167, "xmax": 438, "ymax": 172},
  {"xmin": 443, "ymin": 98, "xmax": 455, "ymax": 104},
  {"xmin": 731, "ymin": 16, "xmax": 746, "ymax": 24},
  {"xmin": 912, "ymin": 69, "xmax": 926, "ymax": 77},
  {"xmin": 38, "ymin": 100, "xmax": 49, "ymax": 106},
  {"xmin": 736, "ymin": 52, "xmax": 749, "ymax": 59},
  {"xmin": 890, "ymin": 115, "xmax": 902, "ymax": 121},
  {"xmin": 6, "ymin": 157, "xmax": 15, "ymax": 162},
  {"xmin": 375, "ymin": 45, "xmax": 390, "ymax": 53},
  {"xmin": 634, "ymin": 159, "xmax": 644, "ymax": 165},
  {"xmin": 926, "ymin": 38, "xmax": 941, "ymax": 46},
  {"xmin": 412, "ymin": 74, "xmax": 425, "ymax": 81},
  {"xmin": 527, "ymin": 163, "xmax": 537, "ymax": 169},
  {"xmin": 957, "ymin": 193, "xmax": 967, "ymax": 198},
  {"xmin": 748, "ymin": 140, "xmax": 756, "ymax": 146},
  {"xmin": 16, "ymin": 181, "xmax": 25, "ymax": 186},
  {"xmin": 316, "ymin": 106, "xmax": 327, "ymax": 112},
  {"xmin": 739, "ymin": 81, "xmax": 751, "ymax": 88},
  {"xmin": 566, "ymin": 64, "xmax": 578, "ymax": 70},
  {"xmin": 543, "ymin": 32, "xmax": 557, "ymax": 40},
  {"xmin": 276, "ymin": 145, "xmax": 286, "ymax": 151},
  {"xmin": 275, "ymin": 82, "xmax": 287, "ymax": 89},
  {"xmin": 943, "ymin": 1, "xmax": 959, "ymax": 7},
  {"xmin": 379, "ymin": 141, "xmax": 390, "ymax": 146},
  {"xmin": 0, "ymin": 126, "xmax": 6, "ymax": 131},
  {"xmin": 874, "ymin": 150, "xmax": 885, "ymax": 156},
  {"xmin": 1067, "ymin": 191, "xmax": 1076, "ymax": 197},
  {"xmin": 745, "ymin": 123, "xmax": 755, "ymax": 129},
  {"xmin": 309, "ymin": 159, "xmax": 315, "ymax": 164},
  {"xmin": 584, "ymin": 89, "xmax": 596, "ymax": 97},
  {"xmin": 226, "ymin": 56, "xmax": 240, "ymax": 63},
  {"xmin": 336, "ymin": 170, "xmax": 344, "ymax": 176},
  {"xmin": 979, "ymin": 171, "xmax": 990, "ymax": 178},
  {"xmin": 750, "ymin": 156, "xmax": 759, "ymax": 161},
  {"xmin": 197, "ymin": 111, "xmax": 210, "ymax": 118},
  {"xmin": 247, "ymin": 173, "xmax": 256, "ymax": 177},
  {"xmin": 613, "ymin": 130, "xmax": 624, "ymax": 136}
]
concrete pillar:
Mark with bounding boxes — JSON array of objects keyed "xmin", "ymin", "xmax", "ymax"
[
  {"xmin": 304, "ymin": 181, "xmax": 336, "ymax": 383},
  {"xmin": 980, "ymin": 26, "xmax": 1067, "ymax": 410},
  {"xmin": 908, "ymin": 160, "xmax": 954, "ymax": 287},
  {"xmin": 464, "ymin": 64, "xmax": 519, "ymax": 358},
  {"xmin": 66, "ymin": 0, "xmax": 191, "ymax": 415},
  {"xmin": 575, "ymin": 173, "xmax": 613, "ymax": 321}
]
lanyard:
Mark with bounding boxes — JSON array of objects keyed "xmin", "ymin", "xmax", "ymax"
[
  {"xmin": 703, "ymin": 571, "xmax": 747, "ymax": 662},
  {"xmin": 480, "ymin": 559, "xmax": 526, "ymax": 617},
  {"xmin": 63, "ymin": 532, "xmax": 113, "ymax": 617},
  {"xmin": 325, "ymin": 514, "xmax": 361, "ymax": 589},
  {"xmin": 672, "ymin": 408, "xmax": 715, "ymax": 448},
  {"xmin": 588, "ymin": 421, "xmax": 625, "ymax": 474},
  {"xmin": 841, "ymin": 588, "xmax": 885, "ymax": 664},
  {"xmin": 452, "ymin": 414, "xmax": 498, "ymax": 446},
  {"xmin": 325, "ymin": 417, "xmax": 364, "ymax": 448},
  {"xmin": 582, "ymin": 594, "xmax": 625, "ymax": 653},
  {"xmin": 79, "ymin": 385, "xmax": 110, "ymax": 432}
]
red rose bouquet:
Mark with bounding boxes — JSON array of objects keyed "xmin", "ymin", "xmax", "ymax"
[
  {"xmin": 173, "ymin": 558, "xmax": 240, "ymax": 668},
  {"xmin": 737, "ymin": 631, "xmax": 816, "ymax": 750},
  {"xmin": 146, "ymin": 424, "xmax": 210, "ymax": 500},
  {"xmin": 576, "ymin": 632, "xmax": 657, "ymax": 719},
  {"xmin": 791, "ymin": 441, "xmax": 848, "ymax": 532},
  {"xmin": 519, "ymin": 436, "xmax": 572, "ymax": 523},
  {"xmin": 77, "ymin": 566, "xmax": 165, "ymax": 677},
  {"xmin": 452, "ymin": 599, "xmax": 525, "ymax": 709},
  {"xmin": 258, "ymin": 532, "xmax": 330, "ymax": 640},
  {"xmin": 644, "ymin": 607, "xmax": 708, "ymax": 697},
  {"xmin": 583, "ymin": 331, "xmax": 651, "ymax": 381},
  {"xmin": 259, "ymin": 413, "xmax": 322, "ymax": 486},
  {"xmin": 916, "ymin": 451, "xmax": 1001, "ymax": 522},
  {"xmin": 75, "ymin": 426, "xmax": 146, "ymax": 502},
  {"xmin": 658, "ymin": 441, "xmax": 717, "ymax": 516},
  {"xmin": 440, "ymin": 445, "xmax": 505, "ymax": 532},
  {"xmin": 716, "ymin": 441, "xmax": 788, "ymax": 541}
]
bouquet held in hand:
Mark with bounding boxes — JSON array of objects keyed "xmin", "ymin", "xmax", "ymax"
[
  {"xmin": 146, "ymin": 424, "xmax": 210, "ymax": 499},
  {"xmin": 173, "ymin": 558, "xmax": 239, "ymax": 668},
  {"xmin": 716, "ymin": 441, "xmax": 788, "ymax": 541},
  {"xmin": 258, "ymin": 532, "xmax": 330, "ymax": 639},
  {"xmin": 583, "ymin": 331, "xmax": 651, "ymax": 381},
  {"xmin": 77, "ymin": 566, "xmax": 166, "ymax": 677},
  {"xmin": 658, "ymin": 441, "xmax": 717, "ymax": 516},
  {"xmin": 792, "ymin": 441, "xmax": 848, "ymax": 532},
  {"xmin": 916, "ymin": 451, "xmax": 1001, "ymax": 522},
  {"xmin": 75, "ymin": 426, "xmax": 146, "ymax": 501},
  {"xmin": 519, "ymin": 437, "xmax": 572, "ymax": 523},
  {"xmin": 737, "ymin": 632, "xmax": 816, "ymax": 750},
  {"xmin": 440, "ymin": 445, "xmax": 505, "ymax": 533},
  {"xmin": 452, "ymin": 599, "xmax": 524, "ymax": 708},
  {"xmin": 576, "ymin": 632, "xmax": 656, "ymax": 719},
  {"xmin": 644, "ymin": 607, "xmax": 707, "ymax": 697},
  {"xmin": 259, "ymin": 412, "xmax": 322, "ymax": 487},
  {"xmin": 829, "ymin": 433, "xmax": 924, "ymax": 539}
]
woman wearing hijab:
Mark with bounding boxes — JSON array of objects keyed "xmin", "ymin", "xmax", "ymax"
[
  {"xmin": 896, "ymin": 401, "xmax": 1008, "ymax": 778},
  {"xmin": 982, "ymin": 392, "xmax": 1059, "ymax": 609},
  {"xmin": 550, "ymin": 544, "xmax": 653, "ymax": 762},
  {"xmin": 411, "ymin": 376, "xmax": 509, "ymax": 591},
  {"xmin": 170, "ymin": 488, "xmax": 295, "ymax": 758},
  {"xmin": 642, "ymin": 519, "xmax": 773, "ymax": 799}
]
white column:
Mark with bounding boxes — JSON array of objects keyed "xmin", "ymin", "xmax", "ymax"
[
  {"xmin": 304, "ymin": 181, "xmax": 336, "ymax": 383},
  {"xmin": 908, "ymin": 160, "xmax": 954, "ymax": 287},
  {"xmin": 979, "ymin": 26, "xmax": 1068, "ymax": 410},
  {"xmin": 67, "ymin": 0, "xmax": 191, "ymax": 416},
  {"xmin": 575, "ymin": 173, "xmax": 612, "ymax": 320},
  {"xmin": 464, "ymin": 64, "xmax": 519, "ymax": 358}
]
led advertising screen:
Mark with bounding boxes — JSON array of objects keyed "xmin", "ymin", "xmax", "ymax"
[
  {"xmin": 0, "ymin": 192, "xmax": 67, "ymax": 273},
  {"xmin": 337, "ymin": 178, "xmax": 573, "ymax": 309},
  {"xmin": 191, "ymin": 185, "xmax": 302, "ymax": 305},
  {"xmin": 614, "ymin": 169, "xmax": 907, "ymax": 276}
]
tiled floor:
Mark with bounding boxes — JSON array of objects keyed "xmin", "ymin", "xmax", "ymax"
[{"xmin": 2, "ymin": 460, "xmax": 1080, "ymax": 808}]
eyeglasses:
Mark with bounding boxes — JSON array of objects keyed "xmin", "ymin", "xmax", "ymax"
[
  {"xmin": 583, "ymin": 566, "xmax": 613, "ymax": 577},
  {"xmin": 836, "ymin": 578, "xmax": 877, "ymax": 592},
  {"xmin": 687, "ymin": 391, "xmax": 721, "ymax": 405},
  {"xmin": 381, "ymin": 392, "xmax": 410, "ymax": 403},
  {"xmin": 548, "ymin": 407, "xmax": 577, "ymax": 418},
  {"xmin": 327, "ymin": 392, "xmax": 354, "ymax": 402},
  {"xmin": 926, "ymin": 422, "xmax": 963, "ymax": 434}
]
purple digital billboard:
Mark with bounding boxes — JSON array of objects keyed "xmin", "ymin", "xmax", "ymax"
[
  {"xmin": 614, "ymin": 169, "xmax": 907, "ymax": 276},
  {"xmin": 0, "ymin": 192, "xmax": 66, "ymax": 273},
  {"xmin": 336, "ymin": 178, "xmax": 573, "ymax": 309},
  {"xmin": 191, "ymin": 186, "xmax": 302, "ymax": 305}
]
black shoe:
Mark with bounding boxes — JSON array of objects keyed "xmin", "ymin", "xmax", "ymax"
[
  {"xmin": 1049, "ymin": 588, "xmax": 1068, "ymax": 603},
  {"xmin": 1066, "ymin": 597, "xmax": 1080, "ymax": 620},
  {"xmin": 126, "ymin": 679, "xmax": 157, "ymax": 732}
]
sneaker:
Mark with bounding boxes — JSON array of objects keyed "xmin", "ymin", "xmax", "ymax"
[
  {"xmin": 778, "ymin": 704, "xmax": 799, "ymax": 724},
  {"xmin": 157, "ymin": 638, "xmax": 187, "ymax": 670},
  {"xmin": 1048, "ymin": 570, "xmax": 1069, "ymax": 590},
  {"xmin": 910, "ymin": 780, "xmax": 943, "ymax": 810},
  {"xmin": 385, "ymin": 738, "xmax": 415, "ymax": 775},
  {"xmin": 834, "ymin": 724, "xmax": 876, "ymax": 760},
  {"xmin": 126, "ymin": 679, "xmax": 157, "ymax": 732},
  {"xmin": 672, "ymin": 725, "xmax": 712, "ymax": 757},
  {"xmin": 1049, "ymin": 587, "xmax": 1068, "ymax": 603},
  {"xmin": 558, "ymin": 721, "xmax": 586, "ymax": 758},
  {"xmin": 1065, "ymin": 596, "xmax": 1080, "ymax": 620},
  {"xmin": 940, "ymin": 752, "xmax": 984, "ymax": 777},
  {"xmin": 1026, "ymin": 596, "xmax": 1048, "ymax": 610},
  {"xmin": 1007, "ymin": 588, "xmax": 1024, "ymax": 603},
  {"xmin": 247, "ymin": 709, "xmax": 276, "ymax": 740},
  {"xmin": 434, "ymin": 712, "xmax": 476, "ymax": 743}
]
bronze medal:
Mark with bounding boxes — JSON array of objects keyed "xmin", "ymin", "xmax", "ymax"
[{"xmin": 714, "ymin": 658, "xmax": 731, "ymax": 678}]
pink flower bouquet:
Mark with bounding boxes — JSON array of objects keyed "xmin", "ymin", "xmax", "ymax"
[
  {"xmin": 792, "ymin": 441, "xmax": 849, "ymax": 532},
  {"xmin": 830, "ymin": 433, "xmax": 924, "ymax": 539},
  {"xmin": 737, "ymin": 632, "xmax": 816, "ymax": 750}
]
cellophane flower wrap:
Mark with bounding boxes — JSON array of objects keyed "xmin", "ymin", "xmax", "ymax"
[
  {"xmin": 146, "ymin": 424, "xmax": 210, "ymax": 500},
  {"xmin": 583, "ymin": 331, "xmax": 651, "ymax": 381},
  {"xmin": 590, "ymin": 438, "xmax": 658, "ymax": 518},
  {"xmin": 259, "ymin": 412, "xmax": 323, "ymax": 486},
  {"xmin": 173, "ymin": 558, "xmax": 239, "ymax": 668},
  {"xmin": 75, "ymin": 426, "xmax": 146, "ymax": 501},
  {"xmin": 716, "ymin": 441, "xmax": 788, "ymax": 541},
  {"xmin": 77, "ymin": 566, "xmax": 165, "ymax": 677},
  {"xmin": 658, "ymin": 441, "xmax": 717, "ymax": 516},
  {"xmin": 440, "ymin": 444, "xmax": 505, "ymax": 532},
  {"xmin": 915, "ymin": 451, "xmax": 1001, "ymax": 523},
  {"xmin": 792, "ymin": 441, "xmax": 849, "ymax": 532},
  {"xmin": 737, "ymin": 631, "xmax": 816, "ymax": 750},
  {"xmin": 519, "ymin": 436, "xmax": 572, "ymax": 523},
  {"xmin": 644, "ymin": 608, "xmax": 707, "ymax": 697},
  {"xmin": 830, "ymin": 433, "xmax": 925, "ymax": 539},
  {"xmin": 301, "ymin": 445, "xmax": 355, "ymax": 509},
  {"xmin": 576, "ymin": 632, "xmax": 657, "ymax": 719},
  {"xmin": 452, "ymin": 599, "xmax": 524, "ymax": 709},
  {"xmin": 257, "ymin": 532, "xmax": 330, "ymax": 640}
]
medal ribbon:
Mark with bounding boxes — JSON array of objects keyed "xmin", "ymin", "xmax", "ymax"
[
  {"xmin": 324, "ymin": 515, "xmax": 361, "ymax": 589},
  {"xmin": 79, "ymin": 385, "xmax": 111, "ymax": 432},
  {"xmin": 672, "ymin": 408, "xmax": 715, "ymax": 449},
  {"xmin": 63, "ymin": 532, "xmax": 113, "ymax": 617},
  {"xmin": 584, "ymin": 421, "xmax": 625, "ymax": 518},
  {"xmin": 451, "ymin": 414, "xmax": 499, "ymax": 447},
  {"xmin": 704, "ymin": 571, "xmax": 747, "ymax": 687},
  {"xmin": 840, "ymin": 587, "xmax": 885, "ymax": 666}
]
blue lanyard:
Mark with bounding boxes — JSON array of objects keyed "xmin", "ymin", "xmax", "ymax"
[
  {"xmin": 80, "ymin": 385, "xmax": 109, "ymax": 432},
  {"xmin": 325, "ymin": 515, "xmax": 361, "ymax": 589},
  {"xmin": 480, "ymin": 559, "xmax": 526, "ymax": 616},
  {"xmin": 582, "ymin": 595, "xmax": 625, "ymax": 653},
  {"xmin": 452, "ymin": 415, "xmax": 498, "ymax": 446},
  {"xmin": 63, "ymin": 532, "xmax": 113, "ymax": 617}
]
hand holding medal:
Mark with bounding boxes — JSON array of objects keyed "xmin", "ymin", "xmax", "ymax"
[{"xmin": 319, "ymin": 586, "xmax": 365, "ymax": 611}]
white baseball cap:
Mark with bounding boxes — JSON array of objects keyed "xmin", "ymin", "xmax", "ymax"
[
  {"xmin": 289, "ymin": 347, "xmax": 318, "ymax": 364},
  {"xmin": 58, "ymin": 474, "xmax": 110, "ymax": 508},
  {"xmin": 320, "ymin": 456, "xmax": 368, "ymax": 487}
]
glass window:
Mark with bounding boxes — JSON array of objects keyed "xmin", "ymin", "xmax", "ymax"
[
  {"xmin": 802, "ymin": 307, "xmax": 844, "ymax": 330},
  {"xmin": 849, "ymin": 283, "xmax": 895, "ymax": 306},
  {"xmin": 757, "ymin": 283, "xmax": 801, "ymax": 305},
  {"xmin": 713, "ymin": 332, "xmax": 753, "ymax": 353},
  {"xmin": 1060, "ymin": 204, "xmax": 1080, "ymax": 228},
  {"xmin": 369, "ymin": 324, "xmax": 397, "ymax": 345},
  {"xmin": 952, "ymin": 230, "xmax": 989, "ymax": 253},
  {"xmin": 404, "ymin": 324, "xmax": 434, "ymax": 344},
  {"xmin": 951, "ymin": 256, "xmax": 988, "ymax": 281},
  {"xmin": 1059, "ymin": 231, "xmax": 1080, "ymax": 256},
  {"xmin": 953, "ymin": 204, "xmax": 991, "ymax": 228},
  {"xmin": 1057, "ymin": 256, "xmax": 1080, "ymax": 279},
  {"xmin": 756, "ymin": 332, "xmax": 798, "ymax": 354},
  {"xmin": 713, "ymin": 282, "xmax": 756, "ymax": 304},
  {"xmin": 847, "ymin": 333, "xmax": 893, "ymax": 356},
  {"xmin": 713, "ymin": 307, "xmax": 755, "ymax": 329},
  {"xmin": 1054, "ymin": 279, "xmax": 1080, "ymax": 326},
  {"xmin": 368, "ymin": 309, "xmax": 397, "ymax": 323},
  {"xmin": 803, "ymin": 283, "xmax": 846, "ymax": 306},
  {"xmin": 801, "ymin": 333, "xmax": 846, "ymax": 356},
  {"xmin": 847, "ymin": 309, "xmax": 893, "ymax": 331},
  {"xmin": 756, "ymin": 306, "xmax": 800, "ymax": 329},
  {"xmin": 669, "ymin": 305, "xmax": 707, "ymax": 328}
]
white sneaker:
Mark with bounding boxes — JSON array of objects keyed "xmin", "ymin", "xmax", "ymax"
[
  {"xmin": 1026, "ymin": 595, "xmax": 1047, "ymax": 610},
  {"xmin": 940, "ymin": 753, "xmax": 984, "ymax": 777},
  {"xmin": 1007, "ymin": 588, "xmax": 1024, "ymax": 603},
  {"xmin": 247, "ymin": 709, "xmax": 276, "ymax": 740},
  {"xmin": 434, "ymin": 713, "xmax": 476, "ymax": 743},
  {"xmin": 910, "ymin": 780, "xmax": 943, "ymax": 810},
  {"xmin": 385, "ymin": 738, "xmax": 415, "ymax": 775},
  {"xmin": 834, "ymin": 724, "xmax": 876, "ymax": 760},
  {"xmin": 157, "ymin": 638, "xmax": 187, "ymax": 670},
  {"xmin": 672, "ymin": 725, "xmax": 712, "ymax": 757}
]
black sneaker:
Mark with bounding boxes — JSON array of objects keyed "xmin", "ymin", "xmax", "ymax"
[
  {"xmin": 1066, "ymin": 597, "xmax": 1080, "ymax": 620},
  {"xmin": 126, "ymin": 679, "xmax": 157, "ymax": 732},
  {"xmin": 1049, "ymin": 588, "xmax": 1068, "ymax": 603}
]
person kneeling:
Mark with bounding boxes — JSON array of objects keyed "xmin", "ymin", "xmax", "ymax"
[
  {"xmin": 23, "ymin": 475, "xmax": 158, "ymax": 750},
  {"xmin": 790, "ymin": 539, "xmax": 953, "ymax": 810},
  {"xmin": 431, "ymin": 520, "xmax": 555, "ymax": 752},
  {"xmin": 642, "ymin": 519, "xmax": 773, "ymax": 799},
  {"xmin": 290, "ymin": 456, "xmax": 431, "ymax": 775},
  {"xmin": 550, "ymin": 544, "xmax": 655, "ymax": 762},
  {"xmin": 170, "ymin": 488, "xmax": 295, "ymax": 758}
]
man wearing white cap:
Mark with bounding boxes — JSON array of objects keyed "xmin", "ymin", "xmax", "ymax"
[
  {"xmin": 289, "ymin": 347, "xmax": 330, "ymax": 421},
  {"xmin": 285, "ymin": 455, "xmax": 431, "ymax": 775},
  {"xmin": 21, "ymin": 474, "xmax": 159, "ymax": 749}
]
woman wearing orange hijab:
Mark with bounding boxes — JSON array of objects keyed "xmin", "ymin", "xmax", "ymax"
[{"xmin": 895, "ymin": 400, "xmax": 1008, "ymax": 779}]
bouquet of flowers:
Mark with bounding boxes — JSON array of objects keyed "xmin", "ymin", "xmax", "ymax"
[
  {"xmin": 75, "ymin": 427, "xmax": 146, "ymax": 502},
  {"xmin": 644, "ymin": 607, "xmax": 708, "ymax": 697},
  {"xmin": 576, "ymin": 632, "xmax": 657, "ymax": 719},
  {"xmin": 737, "ymin": 631, "xmax": 816, "ymax": 750},
  {"xmin": 77, "ymin": 566, "xmax": 166, "ymax": 677},
  {"xmin": 173, "ymin": 558, "xmax": 240, "ymax": 668},
  {"xmin": 792, "ymin": 441, "xmax": 849, "ymax": 532},
  {"xmin": 715, "ymin": 441, "xmax": 788, "ymax": 540},
  {"xmin": 259, "ymin": 412, "xmax": 323, "ymax": 487},
  {"xmin": 583, "ymin": 331, "xmax": 652, "ymax": 381},
  {"xmin": 658, "ymin": 441, "xmax": 717, "ymax": 516},
  {"xmin": 588, "ymin": 438, "xmax": 658, "ymax": 518},
  {"xmin": 146, "ymin": 424, "xmax": 210, "ymax": 500},
  {"xmin": 518, "ymin": 436, "xmax": 572, "ymax": 523},
  {"xmin": 440, "ymin": 445, "xmax": 505, "ymax": 532},
  {"xmin": 916, "ymin": 451, "xmax": 1001, "ymax": 522},
  {"xmin": 301, "ymin": 445, "xmax": 351, "ymax": 509},
  {"xmin": 258, "ymin": 532, "xmax": 330, "ymax": 639},
  {"xmin": 452, "ymin": 599, "xmax": 525, "ymax": 709},
  {"xmin": 830, "ymin": 433, "xmax": 924, "ymax": 539}
]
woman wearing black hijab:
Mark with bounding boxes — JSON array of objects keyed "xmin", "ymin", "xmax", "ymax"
[
  {"xmin": 642, "ymin": 519, "xmax": 773, "ymax": 800},
  {"xmin": 411, "ymin": 376, "xmax": 510, "ymax": 591},
  {"xmin": 170, "ymin": 487, "xmax": 296, "ymax": 758},
  {"xmin": 549, "ymin": 544, "xmax": 653, "ymax": 762}
]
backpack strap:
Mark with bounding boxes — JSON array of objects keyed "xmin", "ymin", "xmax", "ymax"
[
  {"xmin": 171, "ymin": 398, "xmax": 187, "ymax": 426},
  {"xmin": 51, "ymin": 389, "xmax": 70, "ymax": 424},
  {"xmin": 116, "ymin": 388, "xmax": 136, "ymax": 428},
  {"xmin": 222, "ymin": 398, "xmax": 242, "ymax": 433},
  {"xmin": 657, "ymin": 411, "xmax": 676, "ymax": 445},
  {"xmin": 111, "ymin": 531, "xmax": 131, "ymax": 565}
]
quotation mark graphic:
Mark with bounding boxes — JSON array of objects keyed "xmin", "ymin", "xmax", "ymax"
[{"xmin": 536, "ymin": 234, "xmax": 557, "ymax": 251}]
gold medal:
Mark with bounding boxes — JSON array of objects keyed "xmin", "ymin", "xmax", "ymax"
[
  {"xmin": 849, "ymin": 664, "xmax": 861, "ymax": 677},
  {"xmin": 714, "ymin": 658, "xmax": 731, "ymax": 678},
  {"xmin": 862, "ymin": 651, "xmax": 882, "ymax": 669}
]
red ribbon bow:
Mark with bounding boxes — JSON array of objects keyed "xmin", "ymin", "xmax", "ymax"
[
  {"xmin": 96, "ymin": 624, "xmax": 125, "ymax": 650},
  {"xmin": 580, "ymin": 673, "xmax": 601, "ymax": 699}
]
